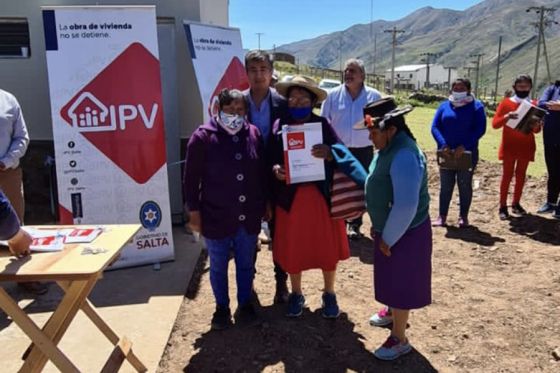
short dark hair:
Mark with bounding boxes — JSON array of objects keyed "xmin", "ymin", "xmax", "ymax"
[
  {"xmin": 244, "ymin": 50, "xmax": 273, "ymax": 71},
  {"xmin": 513, "ymin": 74, "xmax": 533, "ymax": 87},
  {"xmin": 218, "ymin": 89, "xmax": 245, "ymax": 110},
  {"xmin": 451, "ymin": 78, "xmax": 471, "ymax": 91}
]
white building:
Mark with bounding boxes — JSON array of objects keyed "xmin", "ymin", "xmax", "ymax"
[
  {"xmin": 0, "ymin": 0, "xmax": 228, "ymax": 223},
  {"xmin": 387, "ymin": 64, "xmax": 458, "ymax": 91}
]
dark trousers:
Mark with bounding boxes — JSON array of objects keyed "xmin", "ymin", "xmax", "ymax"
[
  {"xmin": 439, "ymin": 168, "xmax": 474, "ymax": 217},
  {"xmin": 348, "ymin": 146, "xmax": 374, "ymax": 229},
  {"xmin": 253, "ymin": 219, "xmax": 288, "ymax": 286},
  {"xmin": 544, "ymin": 143, "xmax": 560, "ymax": 204}
]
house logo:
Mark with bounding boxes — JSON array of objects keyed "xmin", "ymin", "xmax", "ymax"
[
  {"xmin": 60, "ymin": 42, "xmax": 166, "ymax": 184},
  {"xmin": 287, "ymin": 132, "xmax": 305, "ymax": 150},
  {"xmin": 207, "ymin": 56, "xmax": 250, "ymax": 118}
]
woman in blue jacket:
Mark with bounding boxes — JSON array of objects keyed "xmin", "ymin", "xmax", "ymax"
[{"xmin": 431, "ymin": 78, "xmax": 486, "ymax": 227}]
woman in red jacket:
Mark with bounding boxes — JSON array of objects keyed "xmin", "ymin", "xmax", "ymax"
[{"xmin": 492, "ymin": 74, "xmax": 542, "ymax": 220}]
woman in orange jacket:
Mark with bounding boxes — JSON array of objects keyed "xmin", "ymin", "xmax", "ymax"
[{"xmin": 492, "ymin": 74, "xmax": 542, "ymax": 220}]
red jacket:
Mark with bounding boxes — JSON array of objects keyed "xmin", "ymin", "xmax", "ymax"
[{"xmin": 492, "ymin": 97, "xmax": 541, "ymax": 161}]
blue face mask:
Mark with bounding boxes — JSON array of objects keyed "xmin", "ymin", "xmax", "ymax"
[{"xmin": 289, "ymin": 107, "xmax": 312, "ymax": 120}]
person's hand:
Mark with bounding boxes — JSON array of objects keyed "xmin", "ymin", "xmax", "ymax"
[
  {"xmin": 454, "ymin": 145, "xmax": 465, "ymax": 159},
  {"xmin": 7, "ymin": 228, "xmax": 32, "ymax": 258},
  {"xmin": 188, "ymin": 211, "xmax": 202, "ymax": 233},
  {"xmin": 530, "ymin": 119, "xmax": 544, "ymax": 130},
  {"xmin": 507, "ymin": 112, "xmax": 519, "ymax": 120},
  {"xmin": 441, "ymin": 146, "xmax": 451, "ymax": 158},
  {"xmin": 546, "ymin": 101, "xmax": 560, "ymax": 111},
  {"xmin": 311, "ymin": 144, "xmax": 333, "ymax": 161},
  {"xmin": 273, "ymin": 164, "xmax": 286, "ymax": 181},
  {"xmin": 379, "ymin": 239, "xmax": 391, "ymax": 257}
]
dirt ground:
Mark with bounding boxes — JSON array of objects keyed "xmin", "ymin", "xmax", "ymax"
[{"xmin": 158, "ymin": 152, "xmax": 560, "ymax": 373}]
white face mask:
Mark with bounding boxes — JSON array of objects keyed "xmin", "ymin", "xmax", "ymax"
[
  {"xmin": 451, "ymin": 91, "xmax": 468, "ymax": 101},
  {"xmin": 217, "ymin": 111, "xmax": 245, "ymax": 135}
]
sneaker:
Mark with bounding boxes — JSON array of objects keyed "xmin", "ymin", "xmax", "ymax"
[
  {"xmin": 499, "ymin": 206, "xmax": 509, "ymax": 220},
  {"xmin": 17, "ymin": 282, "xmax": 49, "ymax": 295},
  {"xmin": 369, "ymin": 306, "xmax": 393, "ymax": 327},
  {"xmin": 234, "ymin": 302, "xmax": 258, "ymax": 325},
  {"xmin": 511, "ymin": 203, "xmax": 527, "ymax": 215},
  {"xmin": 431, "ymin": 215, "xmax": 447, "ymax": 227},
  {"xmin": 347, "ymin": 225, "xmax": 363, "ymax": 240},
  {"xmin": 458, "ymin": 216, "xmax": 469, "ymax": 228},
  {"xmin": 286, "ymin": 293, "xmax": 305, "ymax": 317},
  {"xmin": 373, "ymin": 335, "xmax": 413, "ymax": 361},
  {"xmin": 273, "ymin": 281, "xmax": 290, "ymax": 304},
  {"xmin": 211, "ymin": 305, "xmax": 232, "ymax": 330},
  {"xmin": 537, "ymin": 202, "xmax": 556, "ymax": 214},
  {"xmin": 321, "ymin": 292, "xmax": 340, "ymax": 319}
]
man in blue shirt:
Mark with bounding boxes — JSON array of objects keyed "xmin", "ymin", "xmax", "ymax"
[
  {"xmin": 243, "ymin": 50, "xmax": 289, "ymax": 304},
  {"xmin": 538, "ymin": 80, "xmax": 560, "ymax": 218},
  {"xmin": 321, "ymin": 59, "xmax": 382, "ymax": 238}
]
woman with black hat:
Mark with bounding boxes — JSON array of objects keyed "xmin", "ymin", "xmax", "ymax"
[{"xmin": 356, "ymin": 97, "xmax": 432, "ymax": 360}]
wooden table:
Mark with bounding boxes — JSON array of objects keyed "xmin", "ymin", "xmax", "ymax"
[{"xmin": 0, "ymin": 224, "xmax": 147, "ymax": 373}]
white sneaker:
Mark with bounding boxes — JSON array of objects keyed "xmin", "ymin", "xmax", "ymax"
[
  {"xmin": 369, "ymin": 306, "xmax": 393, "ymax": 326},
  {"xmin": 373, "ymin": 335, "xmax": 412, "ymax": 360}
]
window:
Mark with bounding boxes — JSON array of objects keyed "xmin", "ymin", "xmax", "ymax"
[{"xmin": 0, "ymin": 18, "xmax": 31, "ymax": 58}]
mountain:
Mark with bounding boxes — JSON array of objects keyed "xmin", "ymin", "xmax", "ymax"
[{"xmin": 276, "ymin": 0, "xmax": 560, "ymax": 93}]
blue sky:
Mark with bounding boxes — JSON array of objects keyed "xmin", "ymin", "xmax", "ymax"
[{"xmin": 230, "ymin": 0, "xmax": 484, "ymax": 50}]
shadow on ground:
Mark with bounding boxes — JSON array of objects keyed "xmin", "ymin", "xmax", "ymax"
[
  {"xmin": 508, "ymin": 214, "xmax": 560, "ymax": 245},
  {"xmin": 183, "ymin": 305, "xmax": 437, "ymax": 373},
  {"xmin": 444, "ymin": 225, "xmax": 505, "ymax": 246}
]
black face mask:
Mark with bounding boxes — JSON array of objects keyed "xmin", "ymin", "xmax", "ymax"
[{"xmin": 514, "ymin": 90, "xmax": 530, "ymax": 98}]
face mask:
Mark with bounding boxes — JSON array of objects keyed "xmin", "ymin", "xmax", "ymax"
[
  {"xmin": 217, "ymin": 111, "xmax": 244, "ymax": 134},
  {"xmin": 289, "ymin": 107, "xmax": 312, "ymax": 120},
  {"xmin": 451, "ymin": 91, "xmax": 468, "ymax": 101},
  {"xmin": 514, "ymin": 90, "xmax": 530, "ymax": 99}
]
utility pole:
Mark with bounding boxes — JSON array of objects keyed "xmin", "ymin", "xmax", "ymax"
[
  {"xmin": 384, "ymin": 26, "xmax": 405, "ymax": 94},
  {"xmin": 494, "ymin": 36, "xmax": 503, "ymax": 103},
  {"xmin": 255, "ymin": 32, "xmax": 264, "ymax": 50},
  {"xmin": 338, "ymin": 34, "xmax": 343, "ymax": 75},
  {"xmin": 527, "ymin": 6, "xmax": 557, "ymax": 95},
  {"xmin": 470, "ymin": 53, "xmax": 485, "ymax": 97},
  {"xmin": 420, "ymin": 52, "xmax": 438, "ymax": 89},
  {"xmin": 373, "ymin": 33, "xmax": 377, "ymax": 76},
  {"xmin": 443, "ymin": 66, "xmax": 456, "ymax": 92}
]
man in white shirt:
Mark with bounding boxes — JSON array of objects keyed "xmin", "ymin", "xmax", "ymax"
[
  {"xmin": 321, "ymin": 59, "xmax": 382, "ymax": 239},
  {"xmin": 0, "ymin": 88, "xmax": 48, "ymax": 295}
]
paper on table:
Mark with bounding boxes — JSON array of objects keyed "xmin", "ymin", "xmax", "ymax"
[{"xmin": 282, "ymin": 122, "xmax": 326, "ymax": 184}]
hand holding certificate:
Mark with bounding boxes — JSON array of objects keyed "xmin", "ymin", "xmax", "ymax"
[
  {"xmin": 282, "ymin": 122, "xmax": 326, "ymax": 184},
  {"xmin": 506, "ymin": 100, "xmax": 547, "ymax": 134}
]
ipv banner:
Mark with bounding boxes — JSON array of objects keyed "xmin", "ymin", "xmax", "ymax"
[
  {"xmin": 184, "ymin": 22, "xmax": 249, "ymax": 123},
  {"xmin": 42, "ymin": 6, "xmax": 174, "ymax": 268}
]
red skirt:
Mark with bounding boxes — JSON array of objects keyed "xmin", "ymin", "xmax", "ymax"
[{"xmin": 273, "ymin": 184, "xmax": 349, "ymax": 273}]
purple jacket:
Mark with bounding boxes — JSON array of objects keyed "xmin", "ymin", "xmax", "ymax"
[
  {"xmin": 0, "ymin": 189, "xmax": 19, "ymax": 240},
  {"xmin": 183, "ymin": 118, "xmax": 267, "ymax": 239}
]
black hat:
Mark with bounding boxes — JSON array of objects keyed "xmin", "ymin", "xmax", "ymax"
[{"xmin": 353, "ymin": 97, "xmax": 413, "ymax": 130}]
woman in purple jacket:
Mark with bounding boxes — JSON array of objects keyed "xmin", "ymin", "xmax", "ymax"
[{"xmin": 183, "ymin": 89, "xmax": 268, "ymax": 330}]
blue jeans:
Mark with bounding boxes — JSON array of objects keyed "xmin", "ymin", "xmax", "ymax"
[
  {"xmin": 205, "ymin": 227, "xmax": 257, "ymax": 308},
  {"xmin": 439, "ymin": 168, "xmax": 474, "ymax": 218}
]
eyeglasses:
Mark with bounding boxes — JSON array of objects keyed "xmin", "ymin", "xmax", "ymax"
[{"xmin": 288, "ymin": 97, "xmax": 312, "ymax": 105}]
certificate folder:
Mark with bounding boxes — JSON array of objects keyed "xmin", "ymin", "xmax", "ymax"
[{"xmin": 282, "ymin": 122, "xmax": 325, "ymax": 184}]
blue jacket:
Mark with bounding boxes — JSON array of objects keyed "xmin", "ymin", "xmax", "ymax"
[
  {"xmin": 538, "ymin": 84, "xmax": 560, "ymax": 146},
  {"xmin": 0, "ymin": 190, "xmax": 19, "ymax": 240},
  {"xmin": 431, "ymin": 99, "xmax": 486, "ymax": 165}
]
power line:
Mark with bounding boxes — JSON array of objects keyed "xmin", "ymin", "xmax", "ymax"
[
  {"xmin": 255, "ymin": 32, "xmax": 264, "ymax": 50},
  {"xmin": 470, "ymin": 53, "xmax": 485, "ymax": 97},
  {"xmin": 527, "ymin": 6, "xmax": 557, "ymax": 95},
  {"xmin": 384, "ymin": 26, "xmax": 405, "ymax": 94}
]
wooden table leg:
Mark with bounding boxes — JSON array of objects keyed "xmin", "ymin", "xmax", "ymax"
[
  {"xmin": 57, "ymin": 281, "xmax": 147, "ymax": 372},
  {"xmin": 20, "ymin": 277, "xmax": 98, "ymax": 373},
  {"xmin": 0, "ymin": 287, "xmax": 80, "ymax": 373}
]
